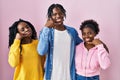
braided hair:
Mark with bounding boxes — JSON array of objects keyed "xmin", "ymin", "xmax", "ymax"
[{"xmin": 47, "ymin": 3, "xmax": 66, "ymax": 18}]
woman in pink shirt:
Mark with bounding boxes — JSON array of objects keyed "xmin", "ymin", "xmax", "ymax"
[{"xmin": 75, "ymin": 19, "xmax": 111, "ymax": 80}]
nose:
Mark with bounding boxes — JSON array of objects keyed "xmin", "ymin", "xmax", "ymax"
[
  {"xmin": 25, "ymin": 28, "xmax": 29, "ymax": 32},
  {"xmin": 56, "ymin": 14, "xmax": 60, "ymax": 18},
  {"xmin": 84, "ymin": 34, "xmax": 89, "ymax": 38},
  {"xmin": 85, "ymin": 34, "xmax": 89, "ymax": 37}
]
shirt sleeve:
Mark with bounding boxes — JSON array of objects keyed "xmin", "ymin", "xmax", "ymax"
[
  {"xmin": 8, "ymin": 39, "xmax": 21, "ymax": 68},
  {"xmin": 37, "ymin": 27, "xmax": 50, "ymax": 55},
  {"xmin": 74, "ymin": 29, "xmax": 83, "ymax": 45},
  {"xmin": 97, "ymin": 44, "xmax": 111, "ymax": 69}
]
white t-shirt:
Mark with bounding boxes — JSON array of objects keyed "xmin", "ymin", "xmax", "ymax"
[{"xmin": 51, "ymin": 29, "xmax": 71, "ymax": 80}]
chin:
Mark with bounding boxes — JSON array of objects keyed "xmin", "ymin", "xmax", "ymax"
[
  {"xmin": 85, "ymin": 41, "xmax": 91, "ymax": 43},
  {"xmin": 55, "ymin": 23, "xmax": 63, "ymax": 26},
  {"xmin": 85, "ymin": 40, "xmax": 90, "ymax": 42}
]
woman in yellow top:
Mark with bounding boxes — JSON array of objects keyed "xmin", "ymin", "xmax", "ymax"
[{"xmin": 8, "ymin": 19, "xmax": 45, "ymax": 80}]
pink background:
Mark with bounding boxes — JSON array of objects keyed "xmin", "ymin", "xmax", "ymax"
[{"xmin": 0, "ymin": 0, "xmax": 120, "ymax": 80}]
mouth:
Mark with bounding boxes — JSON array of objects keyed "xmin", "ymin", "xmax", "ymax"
[
  {"xmin": 56, "ymin": 18, "xmax": 64, "ymax": 22},
  {"xmin": 56, "ymin": 19, "xmax": 62, "ymax": 22},
  {"xmin": 25, "ymin": 31, "xmax": 32, "ymax": 36},
  {"xmin": 26, "ymin": 31, "xmax": 31, "ymax": 34},
  {"xmin": 85, "ymin": 38, "xmax": 91, "ymax": 42}
]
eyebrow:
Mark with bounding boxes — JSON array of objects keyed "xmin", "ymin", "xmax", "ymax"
[{"xmin": 25, "ymin": 24, "xmax": 29, "ymax": 27}]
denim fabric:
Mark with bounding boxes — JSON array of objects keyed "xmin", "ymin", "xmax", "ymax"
[
  {"xmin": 76, "ymin": 74, "xmax": 99, "ymax": 80},
  {"xmin": 37, "ymin": 25, "xmax": 83, "ymax": 80}
]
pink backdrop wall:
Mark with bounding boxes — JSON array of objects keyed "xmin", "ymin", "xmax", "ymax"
[{"xmin": 0, "ymin": 0, "xmax": 120, "ymax": 80}]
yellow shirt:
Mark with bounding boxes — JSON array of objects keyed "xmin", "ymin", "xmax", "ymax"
[{"xmin": 8, "ymin": 39, "xmax": 45, "ymax": 80}]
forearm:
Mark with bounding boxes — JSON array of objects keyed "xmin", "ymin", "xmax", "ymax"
[
  {"xmin": 37, "ymin": 27, "xmax": 50, "ymax": 55},
  {"xmin": 8, "ymin": 39, "xmax": 21, "ymax": 67},
  {"xmin": 97, "ymin": 44, "xmax": 111, "ymax": 69}
]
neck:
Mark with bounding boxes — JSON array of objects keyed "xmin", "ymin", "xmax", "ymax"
[
  {"xmin": 54, "ymin": 25, "xmax": 66, "ymax": 31},
  {"xmin": 84, "ymin": 42, "xmax": 95, "ymax": 51},
  {"xmin": 21, "ymin": 37, "xmax": 32, "ymax": 44}
]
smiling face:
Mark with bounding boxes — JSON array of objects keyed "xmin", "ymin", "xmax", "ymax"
[
  {"xmin": 82, "ymin": 27, "xmax": 96, "ymax": 43},
  {"xmin": 17, "ymin": 22, "xmax": 32, "ymax": 38},
  {"xmin": 51, "ymin": 7, "xmax": 65, "ymax": 26}
]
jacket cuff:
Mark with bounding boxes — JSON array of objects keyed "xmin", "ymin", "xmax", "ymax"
[{"xmin": 13, "ymin": 39, "xmax": 21, "ymax": 46}]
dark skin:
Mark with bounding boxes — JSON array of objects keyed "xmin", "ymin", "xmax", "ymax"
[
  {"xmin": 82, "ymin": 27, "xmax": 109, "ymax": 53},
  {"xmin": 16, "ymin": 22, "xmax": 32, "ymax": 44},
  {"xmin": 86, "ymin": 39, "xmax": 109, "ymax": 53},
  {"xmin": 45, "ymin": 7, "xmax": 66, "ymax": 31},
  {"xmin": 45, "ymin": 7, "xmax": 109, "ymax": 53}
]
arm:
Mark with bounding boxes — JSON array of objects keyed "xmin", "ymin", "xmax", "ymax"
[
  {"xmin": 88, "ymin": 39, "xmax": 111, "ymax": 69},
  {"xmin": 8, "ymin": 39, "xmax": 21, "ymax": 68},
  {"xmin": 88, "ymin": 38, "xmax": 109, "ymax": 53},
  {"xmin": 41, "ymin": 55, "xmax": 46, "ymax": 71},
  {"xmin": 97, "ymin": 44, "xmax": 111, "ymax": 69},
  {"xmin": 74, "ymin": 29, "xmax": 83, "ymax": 45},
  {"xmin": 8, "ymin": 33, "xmax": 23, "ymax": 68},
  {"xmin": 37, "ymin": 27, "xmax": 50, "ymax": 55},
  {"xmin": 37, "ymin": 18, "xmax": 54, "ymax": 55},
  {"xmin": 101, "ymin": 42, "xmax": 109, "ymax": 53}
]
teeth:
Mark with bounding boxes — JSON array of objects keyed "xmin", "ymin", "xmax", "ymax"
[
  {"xmin": 56, "ymin": 19, "xmax": 61, "ymax": 21},
  {"xmin": 85, "ymin": 38, "xmax": 90, "ymax": 41}
]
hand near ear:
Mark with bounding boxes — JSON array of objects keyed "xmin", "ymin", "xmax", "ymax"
[
  {"xmin": 15, "ymin": 33, "xmax": 23, "ymax": 40},
  {"xmin": 45, "ymin": 18, "xmax": 54, "ymax": 28}
]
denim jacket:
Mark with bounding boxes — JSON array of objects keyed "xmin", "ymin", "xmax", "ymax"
[{"xmin": 37, "ymin": 25, "xmax": 82, "ymax": 80}]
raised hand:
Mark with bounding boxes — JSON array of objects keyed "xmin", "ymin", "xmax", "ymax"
[
  {"xmin": 15, "ymin": 33, "xmax": 23, "ymax": 40},
  {"xmin": 45, "ymin": 18, "xmax": 54, "ymax": 28},
  {"xmin": 87, "ymin": 38, "xmax": 103, "ymax": 46}
]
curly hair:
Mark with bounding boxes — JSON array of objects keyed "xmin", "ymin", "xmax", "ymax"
[
  {"xmin": 80, "ymin": 19, "xmax": 100, "ymax": 34},
  {"xmin": 47, "ymin": 3, "xmax": 66, "ymax": 18},
  {"xmin": 9, "ymin": 19, "xmax": 37, "ymax": 47}
]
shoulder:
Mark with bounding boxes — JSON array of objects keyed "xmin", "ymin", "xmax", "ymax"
[
  {"xmin": 42, "ymin": 27, "xmax": 53, "ymax": 31},
  {"xmin": 76, "ymin": 42, "xmax": 84, "ymax": 54},
  {"xmin": 65, "ymin": 25, "xmax": 77, "ymax": 33},
  {"xmin": 40, "ymin": 27, "xmax": 53, "ymax": 34},
  {"xmin": 76, "ymin": 42, "xmax": 84, "ymax": 49},
  {"xmin": 32, "ymin": 39, "xmax": 39, "ymax": 44}
]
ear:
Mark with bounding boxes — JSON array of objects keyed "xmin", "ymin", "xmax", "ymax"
[{"xmin": 94, "ymin": 32, "xmax": 98, "ymax": 36}]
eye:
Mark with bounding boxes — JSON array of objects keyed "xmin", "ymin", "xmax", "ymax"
[
  {"xmin": 82, "ymin": 33, "xmax": 86, "ymax": 36},
  {"xmin": 52, "ymin": 13, "xmax": 57, "ymax": 16},
  {"xmin": 20, "ymin": 28, "xmax": 25, "ymax": 32},
  {"xmin": 88, "ymin": 32, "xmax": 92, "ymax": 35},
  {"xmin": 25, "ymin": 24, "xmax": 30, "ymax": 28},
  {"xmin": 58, "ymin": 12, "xmax": 64, "ymax": 15}
]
